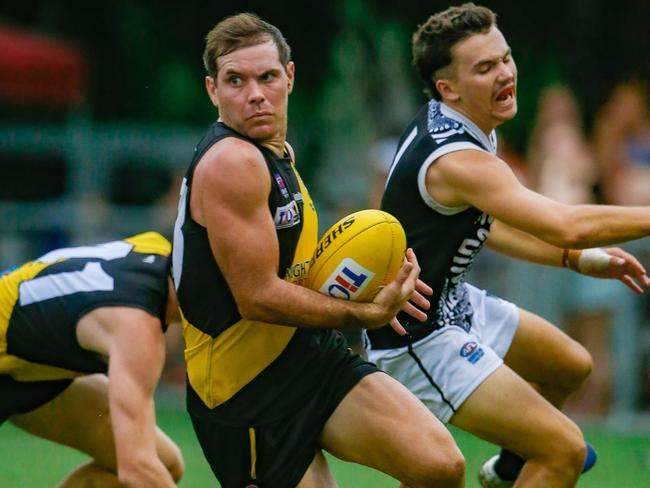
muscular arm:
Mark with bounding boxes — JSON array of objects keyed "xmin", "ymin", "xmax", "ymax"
[
  {"xmin": 77, "ymin": 307, "xmax": 176, "ymax": 488},
  {"xmin": 429, "ymin": 149, "xmax": 650, "ymax": 248},
  {"xmin": 191, "ymin": 138, "xmax": 417, "ymax": 329}
]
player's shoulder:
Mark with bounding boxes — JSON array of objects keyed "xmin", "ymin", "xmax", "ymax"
[
  {"xmin": 197, "ymin": 135, "xmax": 268, "ymax": 183},
  {"xmin": 208, "ymin": 136, "xmax": 265, "ymax": 165}
]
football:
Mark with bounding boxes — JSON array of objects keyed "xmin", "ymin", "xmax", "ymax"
[{"xmin": 307, "ymin": 209, "xmax": 406, "ymax": 302}]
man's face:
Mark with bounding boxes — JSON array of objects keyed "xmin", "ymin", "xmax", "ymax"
[
  {"xmin": 438, "ymin": 26, "xmax": 517, "ymax": 133},
  {"xmin": 206, "ymin": 40, "xmax": 294, "ymax": 144}
]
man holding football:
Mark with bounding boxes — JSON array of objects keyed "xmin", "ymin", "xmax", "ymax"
[
  {"xmin": 171, "ymin": 12, "xmax": 464, "ymax": 488},
  {"xmin": 366, "ymin": 3, "xmax": 650, "ymax": 488}
]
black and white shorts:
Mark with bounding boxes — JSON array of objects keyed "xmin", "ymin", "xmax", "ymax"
[{"xmin": 368, "ymin": 283, "xmax": 519, "ymax": 423}]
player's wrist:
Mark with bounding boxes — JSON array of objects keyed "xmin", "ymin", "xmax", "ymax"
[
  {"xmin": 561, "ymin": 248, "xmax": 581, "ymax": 271},
  {"xmin": 360, "ymin": 301, "xmax": 397, "ymax": 329},
  {"xmin": 562, "ymin": 248, "xmax": 611, "ymax": 274}
]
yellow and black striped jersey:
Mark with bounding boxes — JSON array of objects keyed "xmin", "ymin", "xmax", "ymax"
[
  {"xmin": 174, "ymin": 122, "xmax": 353, "ymax": 426},
  {"xmin": 0, "ymin": 232, "xmax": 171, "ymax": 381}
]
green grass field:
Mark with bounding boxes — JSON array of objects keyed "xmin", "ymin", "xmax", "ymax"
[{"xmin": 2, "ymin": 398, "xmax": 650, "ymax": 487}]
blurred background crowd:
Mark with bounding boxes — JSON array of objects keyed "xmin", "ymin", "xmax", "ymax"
[{"xmin": 1, "ymin": 0, "xmax": 650, "ymax": 422}]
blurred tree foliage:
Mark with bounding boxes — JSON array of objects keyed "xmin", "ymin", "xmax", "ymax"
[{"xmin": 1, "ymin": 0, "xmax": 649, "ymax": 169}]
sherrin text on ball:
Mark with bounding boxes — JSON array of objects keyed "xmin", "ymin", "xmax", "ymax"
[{"xmin": 307, "ymin": 209, "xmax": 407, "ymax": 302}]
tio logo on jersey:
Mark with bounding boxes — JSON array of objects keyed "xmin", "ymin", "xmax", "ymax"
[{"xmin": 320, "ymin": 258, "xmax": 375, "ymax": 301}]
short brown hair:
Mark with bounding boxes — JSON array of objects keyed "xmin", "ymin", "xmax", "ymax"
[
  {"xmin": 412, "ymin": 3, "xmax": 496, "ymax": 99},
  {"xmin": 203, "ymin": 13, "xmax": 292, "ymax": 78}
]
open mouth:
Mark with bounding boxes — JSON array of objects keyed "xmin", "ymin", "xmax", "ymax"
[{"xmin": 495, "ymin": 86, "xmax": 514, "ymax": 103}]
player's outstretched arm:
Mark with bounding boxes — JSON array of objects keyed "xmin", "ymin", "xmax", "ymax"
[
  {"xmin": 487, "ymin": 219, "xmax": 650, "ymax": 293},
  {"xmin": 77, "ymin": 307, "xmax": 181, "ymax": 487},
  {"xmin": 431, "ymin": 149, "xmax": 650, "ymax": 248}
]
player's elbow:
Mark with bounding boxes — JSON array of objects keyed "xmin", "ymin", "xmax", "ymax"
[
  {"xmin": 235, "ymin": 285, "xmax": 279, "ymax": 322},
  {"xmin": 236, "ymin": 295, "xmax": 265, "ymax": 321},
  {"xmin": 543, "ymin": 212, "xmax": 594, "ymax": 249},
  {"xmin": 547, "ymin": 228, "xmax": 591, "ymax": 249}
]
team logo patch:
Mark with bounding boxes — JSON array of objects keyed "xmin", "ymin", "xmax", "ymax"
[
  {"xmin": 319, "ymin": 258, "xmax": 374, "ymax": 301},
  {"xmin": 274, "ymin": 200, "xmax": 301, "ymax": 229},
  {"xmin": 274, "ymin": 172, "xmax": 290, "ymax": 199},
  {"xmin": 459, "ymin": 341, "xmax": 484, "ymax": 364}
]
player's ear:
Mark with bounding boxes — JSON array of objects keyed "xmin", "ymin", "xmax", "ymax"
[
  {"xmin": 286, "ymin": 61, "xmax": 295, "ymax": 94},
  {"xmin": 205, "ymin": 75, "xmax": 219, "ymax": 107},
  {"xmin": 435, "ymin": 78, "xmax": 460, "ymax": 102}
]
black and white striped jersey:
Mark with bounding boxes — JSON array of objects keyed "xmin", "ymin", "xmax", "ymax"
[{"xmin": 368, "ymin": 100, "xmax": 497, "ymax": 349}]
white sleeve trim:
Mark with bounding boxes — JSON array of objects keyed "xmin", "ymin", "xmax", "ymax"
[
  {"xmin": 417, "ymin": 142, "xmax": 487, "ymax": 215},
  {"xmin": 385, "ymin": 126, "xmax": 418, "ymax": 188}
]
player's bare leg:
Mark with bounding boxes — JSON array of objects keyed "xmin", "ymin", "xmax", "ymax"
[
  {"xmin": 452, "ymin": 365, "xmax": 586, "ymax": 488},
  {"xmin": 475, "ymin": 308, "xmax": 594, "ymax": 486},
  {"xmin": 55, "ymin": 461, "xmax": 121, "ymax": 488},
  {"xmin": 10, "ymin": 374, "xmax": 183, "ymax": 486},
  {"xmin": 318, "ymin": 371, "xmax": 465, "ymax": 488},
  {"xmin": 505, "ymin": 308, "xmax": 592, "ymax": 408},
  {"xmin": 296, "ymin": 450, "xmax": 338, "ymax": 488}
]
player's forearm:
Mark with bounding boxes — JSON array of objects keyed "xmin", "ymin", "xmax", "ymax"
[
  {"xmin": 508, "ymin": 204, "xmax": 650, "ymax": 250},
  {"xmin": 112, "ymin": 402, "xmax": 176, "ymax": 488},
  {"xmin": 564, "ymin": 204, "xmax": 650, "ymax": 248},
  {"xmin": 488, "ymin": 220, "xmax": 563, "ymax": 266},
  {"xmin": 238, "ymin": 278, "xmax": 388, "ymax": 329},
  {"xmin": 108, "ymin": 346, "xmax": 175, "ymax": 487}
]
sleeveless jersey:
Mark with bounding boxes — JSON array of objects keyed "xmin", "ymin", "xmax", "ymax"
[
  {"xmin": 0, "ymin": 232, "xmax": 171, "ymax": 380},
  {"xmin": 368, "ymin": 100, "xmax": 496, "ymax": 349},
  {"xmin": 174, "ymin": 122, "xmax": 349, "ymax": 426}
]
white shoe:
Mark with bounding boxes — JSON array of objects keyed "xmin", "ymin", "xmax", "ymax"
[{"xmin": 478, "ymin": 455, "xmax": 514, "ymax": 488}]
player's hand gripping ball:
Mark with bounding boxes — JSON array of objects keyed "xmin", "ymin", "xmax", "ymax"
[{"xmin": 307, "ymin": 209, "xmax": 407, "ymax": 302}]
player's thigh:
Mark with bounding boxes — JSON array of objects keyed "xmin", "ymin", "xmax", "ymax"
[
  {"xmin": 296, "ymin": 451, "xmax": 338, "ymax": 488},
  {"xmin": 10, "ymin": 374, "xmax": 118, "ymax": 468},
  {"xmin": 320, "ymin": 371, "xmax": 463, "ymax": 480},
  {"xmin": 11, "ymin": 374, "xmax": 179, "ymax": 472},
  {"xmin": 450, "ymin": 364, "xmax": 583, "ymax": 461},
  {"xmin": 505, "ymin": 308, "xmax": 592, "ymax": 388}
]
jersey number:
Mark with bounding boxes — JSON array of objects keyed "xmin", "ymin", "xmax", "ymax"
[{"xmin": 18, "ymin": 241, "xmax": 132, "ymax": 306}]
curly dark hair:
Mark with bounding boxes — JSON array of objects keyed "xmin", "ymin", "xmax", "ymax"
[{"xmin": 412, "ymin": 3, "xmax": 496, "ymax": 99}]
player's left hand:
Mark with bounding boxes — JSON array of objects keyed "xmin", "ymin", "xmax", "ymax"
[{"xmin": 583, "ymin": 247, "xmax": 650, "ymax": 294}]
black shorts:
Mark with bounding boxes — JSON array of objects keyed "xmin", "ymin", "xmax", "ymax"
[
  {"xmin": 190, "ymin": 354, "xmax": 378, "ymax": 488},
  {"xmin": 0, "ymin": 374, "xmax": 72, "ymax": 424}
]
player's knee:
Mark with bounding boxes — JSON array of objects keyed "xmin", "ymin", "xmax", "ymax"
[
  {"xmin": 431, "ymin": 450, "xmax": 465, "ymax": 487},
  {"xmin": 165, "ymin": 442, "xmax": 185, "ymax": 482},
  {"xmin": 548, "ymin": 343, "xmax": 592, "ymax": 395},
  {"xmin": 562, "ymin": 425, "xmax": 586, "ymax": 470},
  {"xmin": 405, "ymin": 444, "xmax": 465, "ymax": 487},
  {"xmin": 565, "ymin": 344, "xmax": 592, "ymax": 390},
  {"xmin": 538, "ymin": 420, "xmax": 586, "ymax": 478}
]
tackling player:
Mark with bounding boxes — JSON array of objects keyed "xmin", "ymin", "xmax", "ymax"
[{"xmin": 366, "ymin": 3, "xmax": 650, "ymax": 487}]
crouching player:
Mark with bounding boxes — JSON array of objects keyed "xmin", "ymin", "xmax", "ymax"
[{"xmin": 0, "ymin": 232, "xmax": 183, "ymax": 487}]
